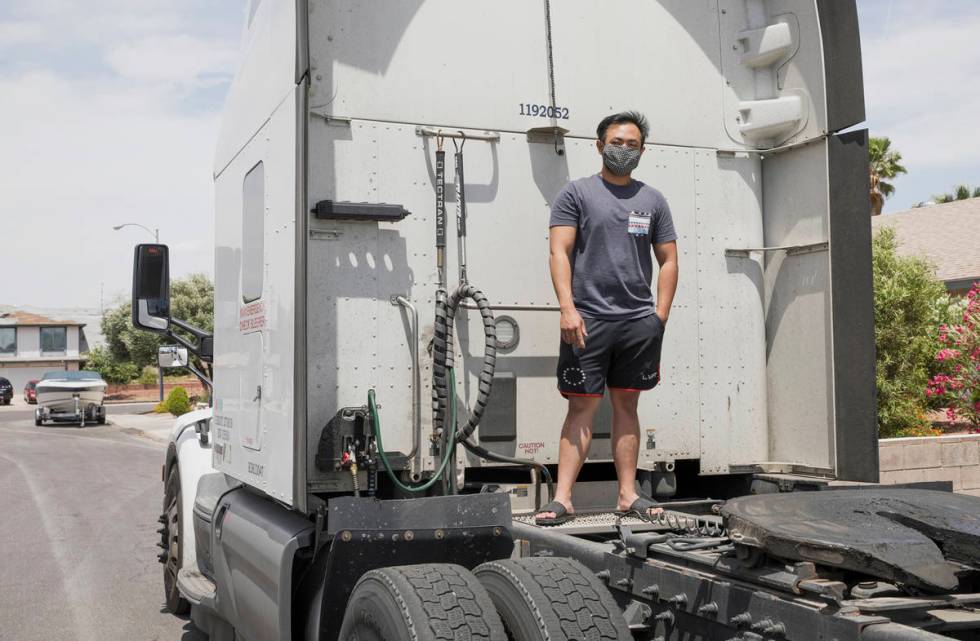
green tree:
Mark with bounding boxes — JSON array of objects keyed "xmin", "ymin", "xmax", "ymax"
[
  {"xmin": 85, "ymin": 345, "xmax": 140, "ymax": 384},
  {"xmin": 869, "ymin": 137, "xmax": 907, "ymax": 199},
  {"xmin": 102, "ymin": 272, "xmax": 214, "ymax": 371},
  {"xmin": 102, "ymin": 303, "xmax": 160, "ymax": 367},
  {"xmin": 873, "ymin": 228, "xmax": 948, "ymax": 437},
  {"xmin": 169, "ymin": 273, "xmax": 215, "ymax": 334},
  {"xmin": 137, "ymin": 366, "xmax": 159, "ymax": 386}
]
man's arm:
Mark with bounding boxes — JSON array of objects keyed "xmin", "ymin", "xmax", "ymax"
[
  {"xmin": 653, "ymin": 240, "xmax": 678, "ymax": 324},
  {"xmin": 550, "ymin": 226, "xmax": 587, "ymax": 348}
]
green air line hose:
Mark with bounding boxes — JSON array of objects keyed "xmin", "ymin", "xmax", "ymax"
[{"xmin": 369, "ymin": 369, "xmax": 458, "ymax": 493}]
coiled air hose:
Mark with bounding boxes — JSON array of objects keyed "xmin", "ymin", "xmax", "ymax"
[
  {"xmin": 369, "ymin": 131, "xmax": 554, "ymax": 499},
  {"xmin": 433, "ymin": 288, "xmax": 555, "ymax": 498},
  {"xmin": 431, "ymin": 284, "xmax": 496, "ymax": 442}
]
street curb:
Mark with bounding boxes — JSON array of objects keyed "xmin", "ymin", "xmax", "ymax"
[
  {"xmin": 106, "ymin": 413, "xmax": 174, "ymax": 445},
  {"xmin": 109, "ymin": 426, "xmax": 170, "ymax": 445}
]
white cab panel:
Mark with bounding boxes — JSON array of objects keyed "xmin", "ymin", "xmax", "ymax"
[
  {"xmin": 214, "ymin": 0, "xmax": 297, "ymax": 177},
  {"xmin": 306, "ymin": 118, "xmax": 766, "ymax": 474},
  {"xmin": 309, "ymin": 0, "xmax": 831, "ymax": 152},
  {"xmin": 213, "ymin": 86, "xmax": 300, "ymax": 506},
  {"xmin": 168, "ymin": 408, "xmax": 214, "ymax": 571}
]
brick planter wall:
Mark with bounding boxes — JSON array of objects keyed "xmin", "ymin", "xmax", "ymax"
[
  {"xmin": 879, "ymin": 434, "xmax": 980, "ymax": 496},
  {"xmin": 104, "ymin": 380, "xmax": 206, "ymax": 402}
]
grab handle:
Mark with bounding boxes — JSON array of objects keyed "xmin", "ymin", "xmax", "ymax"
[{"xmin": 390, "ymin": 295, "xmax": 421, "ymax": 469}]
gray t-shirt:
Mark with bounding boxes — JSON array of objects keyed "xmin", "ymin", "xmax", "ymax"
[{"xmin": 549, "ymin": 174, "xmax": 677, "ymax": 320}]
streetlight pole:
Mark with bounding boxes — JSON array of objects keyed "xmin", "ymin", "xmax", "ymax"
[
  {"xmin": 112, "ymin": 222, "xmax": 164, "ymax": 402},
  {"xmin": 112, "ymin": 223, "xmax": 158, "ymax": 243}
]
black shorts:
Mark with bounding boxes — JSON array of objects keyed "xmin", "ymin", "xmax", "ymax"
[{"xmin": 557, "ymin": 313, "xmax": 664, "ymax": 397}]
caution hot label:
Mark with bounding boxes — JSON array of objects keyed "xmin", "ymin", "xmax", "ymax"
[
  {"xmin": 518, "ymin": 441, "xmax": 546, "ymax": 455},
  {"xmin": 239, "ymin": 301, "xmax": 266, "ymax": 332}
]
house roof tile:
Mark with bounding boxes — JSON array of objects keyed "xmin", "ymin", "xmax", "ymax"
[
  {"xmin": 0, "ymin": 311, "xmax": 86, "ymax": 327},
  {"xmin": 871, "ymin": 198, "xmax": 980, "ymax": 285}
]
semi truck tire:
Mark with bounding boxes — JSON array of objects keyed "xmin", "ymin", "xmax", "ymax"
[
  {"xmin": 338, "ymin": 564, "xmax": 506, "ymax": 641},
  {"xmin": 474, "ymin": 558, "xmax": 632, "ymax": 641},
  {"xmin": 161, "ymin": 464, "xmax": 190, "ymax": 615}
]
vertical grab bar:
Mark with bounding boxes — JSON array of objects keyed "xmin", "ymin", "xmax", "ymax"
[{"xmin": 391, "ymin": 295, "xmax": 422, "ymax": 471}]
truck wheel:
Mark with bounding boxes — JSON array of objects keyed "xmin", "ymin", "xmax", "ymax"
[
  {"xmin": 338, "ymin": 564, "xmax": 506, "ymax": 641},
  {"xmin": 35, "ymin": 411, "xmax": 42, "ymax": 426},
  {"xmin": 474, "ymin": 557, "xmax": 632, "ymax": 641},
  {"xmin": 162, "ymin": 465, "xmax": 191, "ymax": 615},
  {"xmin": 97, "ymin": 408, "xmax": 106, "ymax": 425}
]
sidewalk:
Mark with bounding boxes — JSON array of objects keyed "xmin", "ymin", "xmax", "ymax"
[{"xmin": 109, "ymin": 412, "xmax": 176, "ymax": 444}]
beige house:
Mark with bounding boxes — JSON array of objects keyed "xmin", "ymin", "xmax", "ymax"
[
  {"xmin": 871, "ymin": 198, "xmax": 980, "ymax": 295},
  {"xmin": 0, "ymin": 311, "xmax": 89, "ymax": 391}
]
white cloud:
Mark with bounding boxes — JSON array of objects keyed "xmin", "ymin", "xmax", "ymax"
[
  {"xmin": 0, "ymin": 21, "xmax": 43, "ymax": 45},
  {"xmin": 862, "ymin": 8, "xmax": 980, "ymax": 170},
  {"xmin": 105, "ymin": 35, "xmax": 238, "ymax": 86}
]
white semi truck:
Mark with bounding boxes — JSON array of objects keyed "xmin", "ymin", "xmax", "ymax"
[{"xmin": 133, "ymin": 2, "xmax": 980, "ymax": 640}]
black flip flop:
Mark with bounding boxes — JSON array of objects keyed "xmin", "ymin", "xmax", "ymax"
[
  {"xmin": 616, "ymin": 496, "xmax": 664, "ymax": 522},
  {"xmin": 534, "ymin": 500, "xmax": 574, "ymax": 526}
]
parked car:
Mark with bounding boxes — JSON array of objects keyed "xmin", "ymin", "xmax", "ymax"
[
  {"xmin": 0, "ymin": 377, "xmax": 12, "ymax": 405},
  {"xmin": 24, "ymin": 379, "xmax": 39, "ymax": 404}
]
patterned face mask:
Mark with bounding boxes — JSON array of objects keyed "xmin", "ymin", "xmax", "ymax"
[{"xmin": 601, "ymin": 143, "xmax": 642, "ymax": 176}]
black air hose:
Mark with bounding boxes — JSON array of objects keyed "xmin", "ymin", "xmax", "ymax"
[
  {"xmin": 431, "ymin": 284, "xmax": 496, "ymax": 442},
  {"xmin": 459, "ymin": 437, "xmax": 555, "ymax": 501}
]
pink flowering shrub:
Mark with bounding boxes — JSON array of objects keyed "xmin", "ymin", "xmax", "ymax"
[{"xmin": 926, "ymin": 282, "xmax": 980, "ymax": 430}]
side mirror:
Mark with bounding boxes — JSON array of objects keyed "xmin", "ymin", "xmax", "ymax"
[
  {"xmin": 132, "ymin": 244, "xmax": 171, "ymax": 332},
  {"xmin": 158, "ymin": 345, "xmax": 188, "ymax": 368}
]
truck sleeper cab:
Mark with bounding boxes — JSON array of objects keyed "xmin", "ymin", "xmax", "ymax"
[{"xmin": 131, "ymin": 2, "xmax": 980, "ymax": 640}]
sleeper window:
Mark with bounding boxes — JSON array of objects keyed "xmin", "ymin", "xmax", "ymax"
[{"xmin": 242, "ymin": 162, "xmax": 265, "ymax": 303}]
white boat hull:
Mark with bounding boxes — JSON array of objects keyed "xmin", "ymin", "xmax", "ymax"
[{"xmin": 35, "ymin": 381, "xmax": 107, "ymax": 413}]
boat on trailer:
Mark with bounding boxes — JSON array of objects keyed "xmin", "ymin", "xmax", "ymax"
[{"xmin": 35, "ymin": 370, "xmax": 107, "ymax": 426}]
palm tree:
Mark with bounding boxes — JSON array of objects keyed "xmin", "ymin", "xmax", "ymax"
[
  {"xmin": 869, "ymin": 137, "xmax": 908, "ymax": 200},
  {"xmin": 933, "ymin": 184, "xmax": 980, "ymax": 204},
  {"xmin": 870, "ymin": 170, "xmax": 885, "ymax": 216}
]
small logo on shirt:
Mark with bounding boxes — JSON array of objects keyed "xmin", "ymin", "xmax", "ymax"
[
  {"xmin": 561, "ymin": 367, "xmax": 586, "ymax": 386},
  {"xmin": 628, "ymin": 210, "xmax": 651, "ymax": 236},
  {"xmin": 640, "ymin": 370, "xmax": 659, "ymax": 382}
]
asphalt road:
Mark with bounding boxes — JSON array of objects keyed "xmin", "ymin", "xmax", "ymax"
[{"xmin": 0, "ymin": 407, "xmax": 205, "ymax": 641}]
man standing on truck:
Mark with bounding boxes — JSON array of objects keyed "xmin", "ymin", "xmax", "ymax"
[{"xmin": 537, "ymin": 111, "xmax": 679, "ymax": 525}]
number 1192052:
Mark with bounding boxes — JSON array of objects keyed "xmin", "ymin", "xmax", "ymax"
[{"xmin": 519, "ymin": 103, "xmax": 570, "ymax": 119}]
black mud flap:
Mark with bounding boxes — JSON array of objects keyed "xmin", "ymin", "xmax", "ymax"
[
  {"xmin": 316, "ymin": 494, "xmax": 514, "ymax": 640},
  {"xmin": 722, "ymin": 489, "xmax": 980, "ymax": 592}
]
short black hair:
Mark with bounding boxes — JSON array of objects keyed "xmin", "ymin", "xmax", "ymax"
[{"xmin": 596, "ymin": 111, "xmax": 649, "ymax": 144}]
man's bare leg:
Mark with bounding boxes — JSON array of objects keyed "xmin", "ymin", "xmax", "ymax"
[
  {"xmin": 536, "ymin": 395, "xmax": 602, "ymax": 519},
  {"xmin": 610, "ymin": 389, "xmax": 663, "ymax": 516}
]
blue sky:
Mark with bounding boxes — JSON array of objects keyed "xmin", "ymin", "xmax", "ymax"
[
  {"xmin": 857, "ymin": 0, "xmax": 980, "ymax": 211},
  {"xmin": 0, "ymin": 1, "xmax": 977, "ymax": 308}
]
